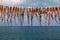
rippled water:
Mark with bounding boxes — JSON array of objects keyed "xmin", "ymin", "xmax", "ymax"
[{"xmin": 0, "ymin": 0, "xmax": 60, "ymax": 40}]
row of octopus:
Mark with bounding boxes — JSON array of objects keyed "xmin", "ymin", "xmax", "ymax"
[{"xmin": 0, "ymin": 4, "xmax": 60, "ymax": 26}]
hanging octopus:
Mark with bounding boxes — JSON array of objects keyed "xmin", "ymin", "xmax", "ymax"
[
  {"xmin": 36, "ymin": 7, "xmax": 42, "ymax": 26},
  {"xmin": 2, "ymin": 5, "xmax": 7, "ymax": 23},
  {"xmin": 43, "ymin": 7, "xmax": 51, "ymax": 26},
  {"xmin": 57, "ymin": 6, "xmax": 60, "ymax": 23},
  {"xmin": 49, "ymin": 6, "xmax": 53, "ymax": 20},
  {"xmin": 53, "ymin": 6, "xmax": 58, "ymax": 21},
  {"xmin": 13, "ymin": 6, "xmax": 18, "ymax": 19},
  {"xmin": 7, "ymin": 6, "xmax": 13, "ymax": 26},
  {"xmin": 19, "ymin": 6, "xmax": 25, "ymax": 26},
  {"xmin": 26, "ymin": 7, "xmax": 34, "ymax": 26}
]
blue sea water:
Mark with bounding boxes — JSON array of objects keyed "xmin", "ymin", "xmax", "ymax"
[{"xmin": 0, "ymin": 0, "xmax": 60, "ymax": 40}]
